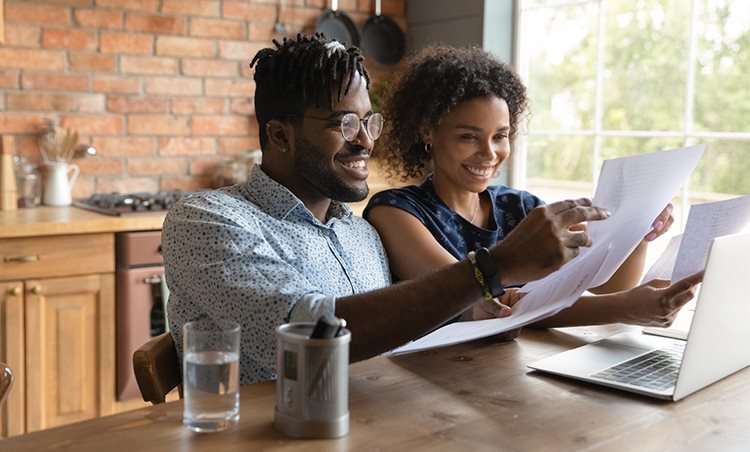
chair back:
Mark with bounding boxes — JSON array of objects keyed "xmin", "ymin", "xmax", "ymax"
[
  {"xmin": 0, "ymin": 362, "xmax": 13, "ymax": 408},
  {"xmin": 132, "ymin": 332, "xmax": 182, "ymax": 404}
]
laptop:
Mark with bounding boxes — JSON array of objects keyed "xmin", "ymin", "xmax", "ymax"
[{"xmin": 527, "ymin": 232, "xmax": 750, "ymax": 401}]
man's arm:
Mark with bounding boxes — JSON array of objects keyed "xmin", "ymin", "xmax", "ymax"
[{"xmin": 338, "ymin": 198, "xmax": 610, "ymax": 362}]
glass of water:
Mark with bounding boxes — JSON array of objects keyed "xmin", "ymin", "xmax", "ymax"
[{"xmin": 183, "ymin": 319, "xmax": 241, "ymax": 432}]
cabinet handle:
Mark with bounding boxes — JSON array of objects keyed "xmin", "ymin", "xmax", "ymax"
[
  {"xmin": 7, "ymin": 286, "xmax": 21, "ymax": 296},
  {"xmin": 4, "ymin": 254, "xmax": 41, "ymax": 263},
  {"xmin": 30, "ymin": 285, "xmax": 42, "ymax": 295}
]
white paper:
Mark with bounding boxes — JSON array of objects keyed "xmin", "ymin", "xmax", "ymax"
[
  {"xmin": 640, "ymin": 234, "xmax": 683, "ymax": 284},
  {"xmin": 638, "ymin": 196, "xmax": 750, "ymax": 339},
  {"xmin": 390, "ymin": 245, "xmax": 612, "ymax": 355},
  {"xmin": 390, "ymin": 145, "xmax": 706, "ymax": 356},
  {"xmin": 586, "ymin": 144, "xmax": 705, "ymax": 288},
  {"xmin": 671, "ymin": 195, "xmax": 750, "ymax": 282}
]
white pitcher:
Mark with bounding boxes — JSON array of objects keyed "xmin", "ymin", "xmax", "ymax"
[{"xmin": 43, "ymin": 161, "xmax": 79, "ymax": 206}]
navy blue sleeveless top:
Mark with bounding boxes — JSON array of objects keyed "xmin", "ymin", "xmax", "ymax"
[{"xmin": 363, "ymin": 175, "xmax": 544, "ymax": 261}]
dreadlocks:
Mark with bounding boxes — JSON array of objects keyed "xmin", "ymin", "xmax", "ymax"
[{"xmin": 250, "ymin": 33, "xmax": 371, "ymax": 148}]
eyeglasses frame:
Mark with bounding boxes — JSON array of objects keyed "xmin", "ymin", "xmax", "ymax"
[{"xmin": 282, "ymin": 112, "xmax": 385, "ymax": 142}]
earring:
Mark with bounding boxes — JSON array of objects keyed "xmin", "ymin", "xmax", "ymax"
[
  {"xmin": 424, "ymin": 143, "xmax": 432, "ymax": 154},
  {"xmin": 279, "ymin": 147, "xmax": 287, "ymax": 153}
]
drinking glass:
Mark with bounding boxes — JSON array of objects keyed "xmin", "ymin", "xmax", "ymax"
[{"xmin": 182, "ymin": 319, "xmax": 240, "ymax": 433}]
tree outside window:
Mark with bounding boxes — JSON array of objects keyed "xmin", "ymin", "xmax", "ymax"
[{"xmin": 515, "ymin": 0, "xmax": 750, "ymax": 217}]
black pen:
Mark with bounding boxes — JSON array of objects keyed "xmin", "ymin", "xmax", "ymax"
[{"xmin": 310, "ymin": 314, "xmax": 346, "ymax": 339}]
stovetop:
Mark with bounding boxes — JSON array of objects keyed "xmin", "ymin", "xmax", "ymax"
[{"xmin": 74, "ymin": 191, "xmax": 190, "ymax": 216}]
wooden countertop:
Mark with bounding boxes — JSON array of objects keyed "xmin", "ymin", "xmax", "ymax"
[
  {"xmin": 0, "ymin": 164, "xmax": 407, "ymax": 239},
  {"xmin": 4, "ymin": 325, "xmax": 750, "ymax": 451},
  {"xmin": 0, "ymin": 206, "xmax": 165, "ymax": 238}
]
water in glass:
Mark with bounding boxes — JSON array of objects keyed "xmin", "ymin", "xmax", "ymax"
[{"xmin": 184, "ymin": 350, "xmax": 240, "ymax": 432}]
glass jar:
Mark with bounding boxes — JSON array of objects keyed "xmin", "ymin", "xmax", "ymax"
[{"xmin": 14, "ymin": 158, "xmax": 41, "ymax": 208}]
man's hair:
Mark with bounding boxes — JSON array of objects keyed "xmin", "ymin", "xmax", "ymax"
[
  {"xmin": 378, "ymin": 45, "xmax": 529, "ymax": 181},
  {"xmin": 250, "ymin": 33, "xmax": 371, "ymax": 148}
]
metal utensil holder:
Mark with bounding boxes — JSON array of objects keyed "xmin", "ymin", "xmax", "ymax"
[{"xmin": 274, "ymin": 322, "xmax": 350, "ymax": 438}]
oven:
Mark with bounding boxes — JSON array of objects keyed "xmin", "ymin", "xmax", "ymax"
[
  {"xmin": 74, "ymin": 191, "xmax": 188, "ymax": 400},
  {"xmin": 115, "ymin": 230, "xmax": 168, "ymax": 400}
]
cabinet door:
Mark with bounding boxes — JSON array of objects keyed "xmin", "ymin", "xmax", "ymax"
[
  {"xmin": 24, "ymin": 274, "xmax": 115, "ymax": 432},
  {"xmin": 0, "ymin": 281, "xmax": 25, "ymax": 437}
]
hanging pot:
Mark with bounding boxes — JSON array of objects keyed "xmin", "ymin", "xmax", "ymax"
[
  {"xmin": 362, "ymin": 0, "xmax": 405, "ymax": 65},
  {"xmin": 316, "ymin": 0, "xmax": 361, "ymax": 47}
]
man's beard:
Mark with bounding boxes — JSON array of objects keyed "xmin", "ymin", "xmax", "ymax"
[{"xmin": 293, "ymin": 134, "xmax": 369, "ymax": 203}]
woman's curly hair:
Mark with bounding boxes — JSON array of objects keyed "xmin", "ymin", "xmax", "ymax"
[{"xmin": 378, "ymin": 45, "xmax": 528, "ymax": 181}]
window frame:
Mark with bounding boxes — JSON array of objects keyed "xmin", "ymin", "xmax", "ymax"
[{"xmin": 511, "ymin": 0, "xmax": 750, "ymax": 225}]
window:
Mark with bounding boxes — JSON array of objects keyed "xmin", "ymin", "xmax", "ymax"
[{"xmin": 514, "ymin": 0, "xmax": 750, "ymax": 232}]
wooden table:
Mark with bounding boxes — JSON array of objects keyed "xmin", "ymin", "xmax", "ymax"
[{"xmin": 4, "ymin": 326, "xmax": 750, "ymax": 451}]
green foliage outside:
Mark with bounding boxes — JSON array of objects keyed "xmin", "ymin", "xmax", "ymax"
[{"xmin": 522, "ymin": 0, "xmax": 750, "ymax": 195}]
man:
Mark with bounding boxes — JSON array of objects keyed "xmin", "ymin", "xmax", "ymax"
[{"xmin": 162, "ymin": 34, "xmax": 610, "ymax": 385}]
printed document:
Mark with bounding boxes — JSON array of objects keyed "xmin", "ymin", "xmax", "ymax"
[{"xmin": 391, "ymin": 145, "xmax": 706, "ymax": 355}]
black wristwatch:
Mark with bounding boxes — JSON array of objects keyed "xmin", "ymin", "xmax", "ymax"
[{"xmin": 474, "ymin": 247, "xmax": 505, "ymax": 298}]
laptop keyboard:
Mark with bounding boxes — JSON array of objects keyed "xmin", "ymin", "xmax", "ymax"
[{"xmin": 591, "ymin": 342, "xmax": 685, "ymax": 391}]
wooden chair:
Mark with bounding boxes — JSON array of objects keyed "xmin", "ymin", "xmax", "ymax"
[
  {"xmin": 0, "ymin": 362, "xmax": 13, "ymax": 409},
  {"xmin": 132, "ymin": 332, "xmax": 182, "ymax": 404}
]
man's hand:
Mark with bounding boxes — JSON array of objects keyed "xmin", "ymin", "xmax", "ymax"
[{"xmin": 493, "ymin": 198, "xmax": 611, "ymax": 285}]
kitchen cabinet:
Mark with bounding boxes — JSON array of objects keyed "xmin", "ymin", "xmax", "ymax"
[{"xmin": 0, "ymin": 233, "xmax": 116, "ymax": 437}]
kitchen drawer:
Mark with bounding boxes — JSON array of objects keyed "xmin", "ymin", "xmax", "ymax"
[
  {"xmin": 115, "ymin": 230, "xmax": 163, "ymax": 267},
  {"xmin": 0, "ymin": 233, "xmax": 114, "ymax": 281}
]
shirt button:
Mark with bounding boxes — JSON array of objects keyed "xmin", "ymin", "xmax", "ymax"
[
  {"xmin": 346, "ymin": 270, "xmax": 356, "ymax": 278},
  {"xmin": 319, "ymin": 229, "xmax": 330, "ymax": 237}
]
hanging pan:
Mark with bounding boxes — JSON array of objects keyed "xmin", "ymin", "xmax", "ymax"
[
  {"xmin": 362, "ymin": 0, "xmax": 405, "ymax": 65},
  {"xmin": 316, "ymin": 0, "xmax": 361, "ymax": 47}
]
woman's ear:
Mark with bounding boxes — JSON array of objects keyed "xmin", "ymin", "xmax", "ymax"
[{"xmin": 266, "ymin": 119, "xmax": 292, "ymax": 153}]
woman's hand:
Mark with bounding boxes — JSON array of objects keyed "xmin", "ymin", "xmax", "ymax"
[
  {"xmin": 615, "ymin": 270, "xmax": 703, "ymax": 327},
  {"xmin": 469, "ymin": 288, "xmax": 524, "ymax": 320},
  {"xmin": 645, "ymin": 203, "xmax": 675, "ymax": 242},
  {"xmin": 462, "ymin": 289, "xmax": 525, "ymax": 341}
]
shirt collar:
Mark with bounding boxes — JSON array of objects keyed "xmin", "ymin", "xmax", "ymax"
[{"xmin": 243, "ymin": 165, "xmax": 353, "ymax": 223}]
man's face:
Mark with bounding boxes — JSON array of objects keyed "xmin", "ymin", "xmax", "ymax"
[{"xmin": 291, "ymin": 72, "xmax": 374, "ymax": 203}]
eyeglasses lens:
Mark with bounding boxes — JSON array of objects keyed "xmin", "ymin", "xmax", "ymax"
[
  {"xmin": 341, "ymin": 113, "xmax": 384, "ymax": 142},
  {"xmin": 367, "ymin": 113, "xmax": 384, "ymax": 140},
  {"xmin": 341, "ymin": 114, "xmax": 359, "ymax": 141}
]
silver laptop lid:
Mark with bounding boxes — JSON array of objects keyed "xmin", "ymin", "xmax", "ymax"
[{"xmin": 674, "ymin": 232, "xmax": 750, "ymax": 400}]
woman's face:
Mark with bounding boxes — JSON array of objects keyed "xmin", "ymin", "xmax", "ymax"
[{"xmin": 427, "ymin": 96, "xmax": 511, "ymax": 194}]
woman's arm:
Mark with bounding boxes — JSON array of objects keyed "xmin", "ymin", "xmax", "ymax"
[
  {"xmin": 588, "ymin": 203, "xmax": 675, "ymax": 294},
  {"xmin": 367, "ymin": 204, "xmax": 459, "ymax": 279},
  {"xmin": 531, "ymin": 271, "xmax": 703, "ymax": 328},
  {"xmin": 588, "ymin": 240, "xmax": 648, "ymax": 294}
]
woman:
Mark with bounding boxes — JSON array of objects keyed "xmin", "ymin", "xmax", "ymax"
[{"xmin": 364, "ymin": 45, "xmax": 698, "ymax": 327}]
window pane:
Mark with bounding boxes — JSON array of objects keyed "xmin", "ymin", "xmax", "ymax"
[
  {"xmin": 600, "ymin": 136, "xmax": 685, "ymax": 161},
  {"xmin": 600, "ymin": 0, "xmax": 690, "ymax": 131},
  {"xmin": 690, "ymin": 140, "xmax": 750, "ymax": 196},
  {"xmin": 693, "ymin": 0, "xmax": 750, "ymax": 132},
  {"xmin": 525, "ymin": 134, "xmax": 595, "ymax": 201},
  {"xmin": 522, "ymin": 3, "xmax": 598, "ymax": 130}
]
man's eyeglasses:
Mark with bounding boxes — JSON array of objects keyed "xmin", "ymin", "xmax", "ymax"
[{"xmin": 291, "ymin": 112, "xmax": 385, "ymax": 142}]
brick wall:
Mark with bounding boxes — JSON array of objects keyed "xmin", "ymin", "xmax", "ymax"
[{"xmin": 0, "ymin": 0, "xmax": 406, "ymax": 196}]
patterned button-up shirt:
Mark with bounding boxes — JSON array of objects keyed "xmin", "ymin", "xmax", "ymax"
[{"xmin": 163, "ymin": 166, "xmax": 390, "ymax": 385}]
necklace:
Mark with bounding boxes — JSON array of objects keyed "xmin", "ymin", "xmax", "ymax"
[{"xmin": 468, "ymin": 196, "xmax": 480, "ymax": 223}]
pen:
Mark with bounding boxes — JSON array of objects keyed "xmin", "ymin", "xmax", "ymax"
[{"xmin": 310, "ymin": 314, "xmax": 346, "ymax": 339}]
